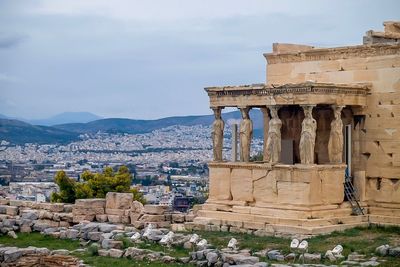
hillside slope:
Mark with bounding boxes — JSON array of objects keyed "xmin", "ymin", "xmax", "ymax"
[
  {"xmin": 0, "ymin": 119, "xmax": 79, "ymax": 144},
  {"xmin": 53, "ymin": 110, "xmax": 263, "ymax": 134}
]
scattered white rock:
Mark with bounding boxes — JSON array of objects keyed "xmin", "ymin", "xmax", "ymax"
[
  {"xmin": 130, "ymin": 232, "xmax": 141, "ymax": 241},
  {"xmin": 7, "ymin": 231, "xmax": 17, "ymax": 239},
  {"xmin": 227, "ymin": 238, "xmax": 238, "ymax": 250}
]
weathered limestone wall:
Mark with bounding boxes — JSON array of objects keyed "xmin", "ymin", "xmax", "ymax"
[
  {"xmin": 265, "ymin": 43, "xmax": 400, "ymax": 209},
  {"xmin": 208, "ymin": 163, "xmax": 345, "ymax": 207}
]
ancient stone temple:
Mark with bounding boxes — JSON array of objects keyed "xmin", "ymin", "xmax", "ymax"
[{"xmin": 195, "ymin": 21, "xmax": 400, "ymax": 235}]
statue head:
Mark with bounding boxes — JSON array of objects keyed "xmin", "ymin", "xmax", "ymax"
[
  {"xmin": 333, "ymin": 106, "xmax": 343, "ymax": 119},
  {"xmin": 213, "ymin": 108, "xmax": 222, "ymax": 119},
  {"xmin": 303, "ymin": 106, "xmax": 313, "ymax": 118},
  {"xmin": 271, "ymin": 106, "xmax": 279, "ymax": 118},
  {"xmin": 240, "ymin": 107, "xmax": 249, "ymax": 119}
]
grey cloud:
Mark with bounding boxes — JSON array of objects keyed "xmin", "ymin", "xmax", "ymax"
[{"xmin": 0, "ymin": 33, "xmax": 27, "ymax": 49}]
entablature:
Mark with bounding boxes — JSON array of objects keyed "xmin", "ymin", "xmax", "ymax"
[{"xmin": 204, "ymin": 82, "xmax": 370, "ymax": 108}]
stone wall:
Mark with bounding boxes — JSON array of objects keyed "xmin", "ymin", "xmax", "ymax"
[
  {"xmin": 265, "ymin": 31, "xmax": 400, "ymax": 210},
  {"xmin": 0, "ymin": 193, "xmax": 194, "ymax": 234},
  {"xmin": 208, "ymin": 162, "xmax": 345, "ymax": 208}
]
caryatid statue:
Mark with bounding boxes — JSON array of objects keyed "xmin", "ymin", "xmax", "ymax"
[
  {"xmin": 239, "ymin": 107, "xmax": 253, "ymax": 162},
  {"xmin": 211, "ymin": 107, "xmax": 224, "ymax": 161},
  {"xmin": 266, "ymin": 106, "xmax": 282, "ymax": 163},
  {"xmin": 300, "ymin": 105, "xmax": 317, "ymax": 164},
  {"xmin": 328, "ymin": 106, "xmax": 344, "ymax": 163}
]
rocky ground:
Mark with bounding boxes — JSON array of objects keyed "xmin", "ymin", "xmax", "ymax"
[{"xmin": 0, "ymin": 220, "xmax": 399, "ymax": 266}]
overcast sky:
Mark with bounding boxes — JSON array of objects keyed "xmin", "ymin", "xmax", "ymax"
[{"xmin": 0, "ymin": 0, "xmax": 399, "ymax": 120}]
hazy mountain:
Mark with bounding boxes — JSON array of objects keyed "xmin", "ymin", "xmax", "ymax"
[
  {"xmin": 53, "ymin": 110, "xmax": 263, "ymax": 134},
  {"xmin": 0, "ymin": 119, "xmax": 79, "ymax": 144},
  {"xmin": 0, "ymin": 110, "xmax": 264, "ymax": 144},
  {"xmin": 28, "ymin": 112, "xmax": 103, "ymax": 126}
]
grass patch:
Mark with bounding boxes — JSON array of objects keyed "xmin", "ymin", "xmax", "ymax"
[
  {"xmin": 193, "ymin": 230, "xmax": 291, "ymax": 253},
  {"xmin": 307, "ymin": 225, "xmax": 400, "ymax": 256},
  {"xmin": 137, "ymin": 242, "xmax": 189, "ymax": 258},
  {"xmin": 0, "ymin": 232, "xmax": 80, "ymax": 251},
  {"xmin": 1, "ymin": 225, "xmax": 400, "ymax": 267},
  {"xmin": 114, "ymin": 236, "xmax": 190, "ymax": 258},
  {"xmin": 75, "ymin": 254, "xmax": 189, "ymax": 267}
]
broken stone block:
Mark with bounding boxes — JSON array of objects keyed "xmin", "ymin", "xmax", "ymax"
[
  {"xmin": 107, "ymin": 215, "xmax": 122, "ymax": 224},
  {"xmin": 106, "ymin": 192, "xmax": 133, "ymax": 210},
  {"xmin": 101, "ymin": 239, "xmax": 123, "ymax": 249},
  {"xmin": 143, "ymin": 205, "xmax": 168, "ymax": 215},
  {"xmin": 51, "ymin": 249, "xmax": 70, "ymax": 255},
  {"xmin": 109, "ymin": 248, "xmax": 124, "ymax": 258},
  {"xmin": 20, "ymin": 210, "xmax": 39, "ymax": 221},
  {"xmin": 98, "ymin": 249, "xmax": 109, "ymax": 257},
  {"xmin": 3, "ymin": 248, "xmax": 23, "ymax": 263},
  {"xmin": 139, "ymin": 214, "xmax": 166, "ymax": 222},
  {"xmin": 88, "ymin": 231, "xmax": 102, "ymax": 241},
  {"xmin": 66, "ymin": 229, "xmax": 79, "ymax": 240},
  {"xmin": 96, "ymin": 214, "xmax": 108, "ymax": 222},
  {"xmin": 6, "ymin": 206, "xmax": 18, "ymax": 216},
  {"xmin": 172, "ymin": 213, "xmax": 185, "ymax": 223},
  {"xmin": 20, "ymin": 225, "xmax": 31, "ymax": 233}
]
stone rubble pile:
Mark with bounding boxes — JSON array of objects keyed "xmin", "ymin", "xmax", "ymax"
[
  {"xmin": 2, "ymin": 217, "xmax": 400, "ymax": 267},
  {"xmin": 0, "ymin": 246, "xmax": 85, "ymax": 266}
]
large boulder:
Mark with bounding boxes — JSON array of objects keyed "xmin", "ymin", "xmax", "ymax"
[
  {"xmin": 33, "ymin": 220, "xmax": 59, "ymax": 232},
  {"xmin": 65, "ymin": 229, "xmax": 79, "ymax": 240},
  {"xmin": 206, "ymin": 252, "xmax": 219, "ymax": 265},
  {"xmin": 125, "ymin": 247, "xmax": 148, "ymax": 259},
  {"xmin": 20, "ymin": 210, "xmax": 39, "ymax": 221},
  {"xmin": 388, "ymin": 247, "xmax": 400, "ymax": 257},
  {"xmin": 98, "ymin": 223, "xmax": 117, "ymax": 233},
  {"xmin": 88, "ymin": 231, "xmax": 102, "ymax": 241},
  {"xmin": 101, "ymin": 239, "xmax": 123, "ymax": 249},
  {"xmin": 3, "ymin": 248, "xmax": 23, "ymax": 263},
  {"xmin": 222, "ymin": 253, "xmax": 259, "ymax": 265},
  {"xmin": 375, "ymin": 244, "xmax": 390, "ymax": 256}
]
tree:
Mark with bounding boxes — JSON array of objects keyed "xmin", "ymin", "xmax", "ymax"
[
  {"xmin": 51, "ymin": 165, "xmax": 145, "ymax": 204},
  {"xmin": 51, "ymin": 171, "xmax": 76, "ymax": 203}
]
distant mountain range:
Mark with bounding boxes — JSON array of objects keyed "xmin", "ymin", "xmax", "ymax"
[
  {"xmin": 0, "ymin": 110, "xmax": 264, "ymax": 144},
  {"xmin": 29, "ymin": 112, "xmax": 103, "ymax": 126},
  {"xmin": 0, "ymin": 112, "xmax": 103, "ymax": 126},
  {"xmin": 0, "ymin": 119, "xmax": 79, "ymax": 144}
]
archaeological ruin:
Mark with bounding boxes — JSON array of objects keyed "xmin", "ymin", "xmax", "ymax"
[{"xmin": 195, "ymin": 21, "xmax": 400, "ymax": 235}]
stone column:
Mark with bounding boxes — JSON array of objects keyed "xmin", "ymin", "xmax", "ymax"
[
  {"xmin": 231, "ymin": 123, "xmax": 238, "ymax": 162},
  {"xmin": 260, "ymin": 107, "xmax": 269, "ymax": 162},
  {"xmin": 328, "ymin": 105, "xmax": 344, "ymax": 163},
  {"xmin": 211, "ymin": 107, "xmax": 224, "ymax": 161},
  {"xmin": 266, "ymin": 106, "xmax": 282, "ymax": 163},
  {"xmin": 300, "ymin": 105, "xmax": 317, "ymax": 164},
  {"xmin": 239, "ymin": 107, "xmax": 253, "ymax": 162}
]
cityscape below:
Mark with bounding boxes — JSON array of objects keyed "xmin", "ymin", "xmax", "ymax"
[{"xmin": 0, "ymin": 122, "xmax": 263, "ymax": 210}]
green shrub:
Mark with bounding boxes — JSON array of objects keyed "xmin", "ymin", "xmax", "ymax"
[{"xmin": 51, "ymin": 165, "xmax": 145, "ymax": 204}]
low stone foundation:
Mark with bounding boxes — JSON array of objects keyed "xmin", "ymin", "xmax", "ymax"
[
  {"xmin": 0, "ymin": 193, "xmax": 194, "ymax": 234},
  {"xmin": 190, "ymin": 162, "xmax": 400, "ymax": 236}
]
